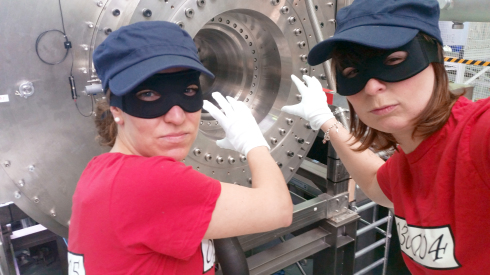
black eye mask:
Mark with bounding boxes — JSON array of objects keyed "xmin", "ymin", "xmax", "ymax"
[
  {"xmin": 336, "ymin": 36, "xmax": 443, "ymax": 96},
  {"xmin": 110, "ymin": 70, "xmax": 203, "ymax": 118}
]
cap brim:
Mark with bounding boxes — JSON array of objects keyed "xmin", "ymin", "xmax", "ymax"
[
  {"xmin": 109, "ymin": 55, "xmax": 215, "ymax": 96},
  {"xmin": 308, "ymin": 25, "xmax": 419, "ymax": 66}
]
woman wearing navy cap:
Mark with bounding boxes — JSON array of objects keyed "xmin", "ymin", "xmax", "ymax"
[
  {"xmin": 68, "ymin": 21, "xmax": 292, "ymax": 274},
  {"xmin": 282, "ymin": 0, "xmax": 490, "ymax": 274}
]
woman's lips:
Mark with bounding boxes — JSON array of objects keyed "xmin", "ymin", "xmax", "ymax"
[
  {"xmin": 161, "ymin": 133, "xmax": 188, "ymax": 143},
  {"xmin": 370, "ymin": 104, "xmax": 398, "ymax": 115}
]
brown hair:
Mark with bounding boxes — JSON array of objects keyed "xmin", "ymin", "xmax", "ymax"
[
  {"xmin": 331, "ymin": 33, "xmax": 460, "ymax": 152},
  {"xmin": 94, "ymin": 92, "xmax": 118, "ymax": 147}
]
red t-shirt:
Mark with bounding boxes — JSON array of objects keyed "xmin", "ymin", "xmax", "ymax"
[
  {"xmin": 68, "ymin": 153, "xmax": 221, "ymax": 274},
  {"xmin": 378, "ymin": 97, "xmax": 490, "ymax": 274}
]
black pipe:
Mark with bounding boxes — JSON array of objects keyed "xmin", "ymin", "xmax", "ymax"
[{"xmin": 214, "ymin": 237, "xmax": 249, "ymax": 275}]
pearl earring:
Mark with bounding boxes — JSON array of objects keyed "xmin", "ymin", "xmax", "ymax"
[{"xmin": 114, "ymin": 117, "xmax": 120, "ymax": 123}]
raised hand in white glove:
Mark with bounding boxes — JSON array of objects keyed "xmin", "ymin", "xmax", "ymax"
[
  {"xmin": 203, "ymin": 92, "xmax": 270, "ymax": 156},
  {"xmin": 281, "ymin": 75, "xmax": 334, "ymax": 130}
]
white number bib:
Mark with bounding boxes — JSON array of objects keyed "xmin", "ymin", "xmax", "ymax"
[
  {"xmin": 396, "ymin": 216, "xmax": 461, "ymax": 269},
  {"xmin": 68, "ymin": 252, "xmax": 86, "ymax": 275},
  {"xmin": 201, "ymin": 239, "xmax": 215, "ymax": 273}
]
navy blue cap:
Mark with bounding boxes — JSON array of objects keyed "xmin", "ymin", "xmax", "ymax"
[
  {"xmin": 308, "ymin": 0, "xmax": 443, "ymax": 66},
  {"xmin": 93, "ymin": 21, "xmax": 215, "ymax": 96}
]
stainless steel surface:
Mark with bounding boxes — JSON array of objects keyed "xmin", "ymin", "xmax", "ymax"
[
  {"xmin": 305, "ymin": 0, "xmax": 336, "ymax": 90},
  {"xmin": 0, "ymin": 0, "xmax": 337, "ymax": 237}
]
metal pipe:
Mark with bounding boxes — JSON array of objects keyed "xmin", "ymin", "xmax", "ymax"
[
  {"xmin": 357, "ymin": 216, "xmax": 389, "ymax": 236},
  {"xmin": 355, "ymin": 238, "xmax": 386, "ymax": 258},
  {"xmin": 359, "ymin": 218, "xmax": 386, "ymax": 235},
  {"xmin": 305, "ymin": 0, "xmax": 336, "ymax": 90},
  {"xmin": 354, "ymin": 258, "xmax": 385, "ymax": 275},
  {"xmin": 439, "ymin": 0, "xmax": 490, "ymax": 22},
  {"xmin": 382, "ymin": 211, "xmax": 394, "ymax": 275},
  {"xmin": 353, "ymin": 201, "xmax": 377, "ymax": 213}
]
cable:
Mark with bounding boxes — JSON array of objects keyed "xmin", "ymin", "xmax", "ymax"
[
  {"xmin": 74, "ymin": 96, "xmax": 95, "ymax": 117},
  {"xmin": 35, "ymin": 0, "xmax": 95, "ymax": 117}
]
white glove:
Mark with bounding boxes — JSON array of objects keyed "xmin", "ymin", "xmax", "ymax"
[
  {"xmin": 281, "ymin": 75, "xmax": 334, "ymax": 130},
  {"xmin": 203, "ymin": 92, "xmax": 270, "ymax": 156}
]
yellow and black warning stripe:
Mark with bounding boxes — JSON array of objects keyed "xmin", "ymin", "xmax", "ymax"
[{"xmin": 444, "ymin": 57, "xmax": 490, "ymax": 67}]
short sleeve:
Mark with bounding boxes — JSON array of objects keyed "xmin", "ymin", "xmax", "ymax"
[
  {"xmin": 110, "ymin": 156, "xmax": 221, "ymax": 260},
  {"xmin": 470, "ymin": 103, "xmax": 490, "ymax": 189},
  {"xmin": 377, "ymin": 158, "xmax": 393, "ymax": 201}
]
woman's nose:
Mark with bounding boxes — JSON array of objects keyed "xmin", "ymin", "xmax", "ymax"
[
  {"xmin": 363, "ymin": 78, "xmax": 387, "ymax": 95},
  {"xmin": 163, "ymin": 105, "xmax": 186, "ymax": 124}
]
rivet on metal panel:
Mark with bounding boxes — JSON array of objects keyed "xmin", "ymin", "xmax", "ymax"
[
  {"xmin": 271, "ymin": 0, "xmax": 280, "ymax": 6},
  {"xmin": 314, "ymin": 207, "xmax": 318, "ymax": 211},
  {"xmin": 298, "ymin": 154, "xmax": 303, "ymax": 159},
  {"xmin": 104, "ymin": 28, "xmax": 112, "ymax": 35},
  {"xmin": 193, "ymin": 148, "xmax": 202, "ymax": 156},
  {"xmin": 204, "ymin": 154, "xmax": 212, "ymax": 161},
  {"xmin": 286, "ymin": 118, "xmax": 294, "ymax": 125},
  {"xmin": 293, "ymin": 29, "xmax": 302, "ymax": 36},
  {"xmin": 327, "ymin": 2, "xmax": 334, "ymax": 7},
  {"xmin": 96, "ymin": 1, "xmax": 104, "ymax": 7},
  {"xmin": 175, "ymin": 21, "xmax": 185, "ymax": 29},
  {"xmin": 18, "ymin": 82, "xmax": 35, "ymax": 98},
  {"xmin": 28, "ymin": 165, "xmax": 35, "ymax": 172},
  {"xmin": 216, "ymin": 156, "xmax": 224, "ymax": 164},
  {"xmin": 329, "ymin": 19, "xmax": 336, "ymax": 24},
  {"xmin": 280, "ymin": 6, "xmax": 289, "ymax": 14},
  {"xmin": 33, "ymin": 197, "xmax": 40, "ymax": 203},
  {"xmin": 143, "ymin": 9, "xmax": 153, "ymax": 17},
  {"xmin": 279, "ymin": 128, "xmax": 286, "ymax": 136},
  {"xmin": 14, "ymin": 191, "xmax": 21, "ymax": 199},
  {"xmin": 289, "ymin": 167, "xmax": 294, "ymax": 172},
  {"xmin": 270, "ymin": 137, "xmax": 278, "ymax": 145},
  {"xmin": 185, "ymin": 8, "xmax": 195, "ymax": 18},
  {"xmin": 305, "ymin": 123, "xmax": 312, "ymax": 129},
  {"xmin": 51, "ymin": 210, "xmax": 56, "ymax": 217},
  {"xmin": 112, "ymin": 9, "xmax": 121, "ymax": 16},
  {"xmin": 287, "ymin": 151, "xmax": 295, "ymax": 157},
  {"xmin": 288, "ymin": 16, "xmax": 296, "ymax": 24},
  {"xmin": 87, "ymin": 22, "xmax": 95, "ymax": 28},
  {"xmin": 296, "ymin": 137, "xmax": 305, "ymax": 144},
  {"xmin": 296, "ymin": 94, "xmax": 302, "ymax": 101},
  {"xmin": 197, "ymin": 0, "xmax": 205, "ymax": 7},
  {"xmin": 276, "ymin": 162, "xmax": 283, "ymax": 168},
  {"xmin": 240, "ymin": 155, "xmax": 247, "ymax": 162},
  {"xmin": 228, "ymin": 157, "xmax": 235, "ymax": 164},
  {"xmin": 81, "ymin": 44, "xmax": 89, "ymax": 51},
  {"xmin": 18, "ymin": 180, "xmax": 25, "ymax": 187},
  {"xmin": 248, "ymin": 178, "xmax": 252, "ymax": 184},
  {"xmin": 300, "ymin": 55, "xmax": 308, "ymax": 62},
  {"xmin": 300, "ymin": 68, "xmax": 308, "ymax": 74},
  {"xmin": 3, "ymin": 161, "xmax": 10, "ymax": 167},
  {"xmin": 320, "ymin": 74, "xmax": 327, "ymax": 80}
]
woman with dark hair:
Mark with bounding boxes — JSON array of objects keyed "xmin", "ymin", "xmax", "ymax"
[
  {"xmin": 282, "ymin": 0, "xmax": 490, "ymax": 274},
  {"xmin": 68, "ymin": 21, "xmax": 292, "ymax": 274}
]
